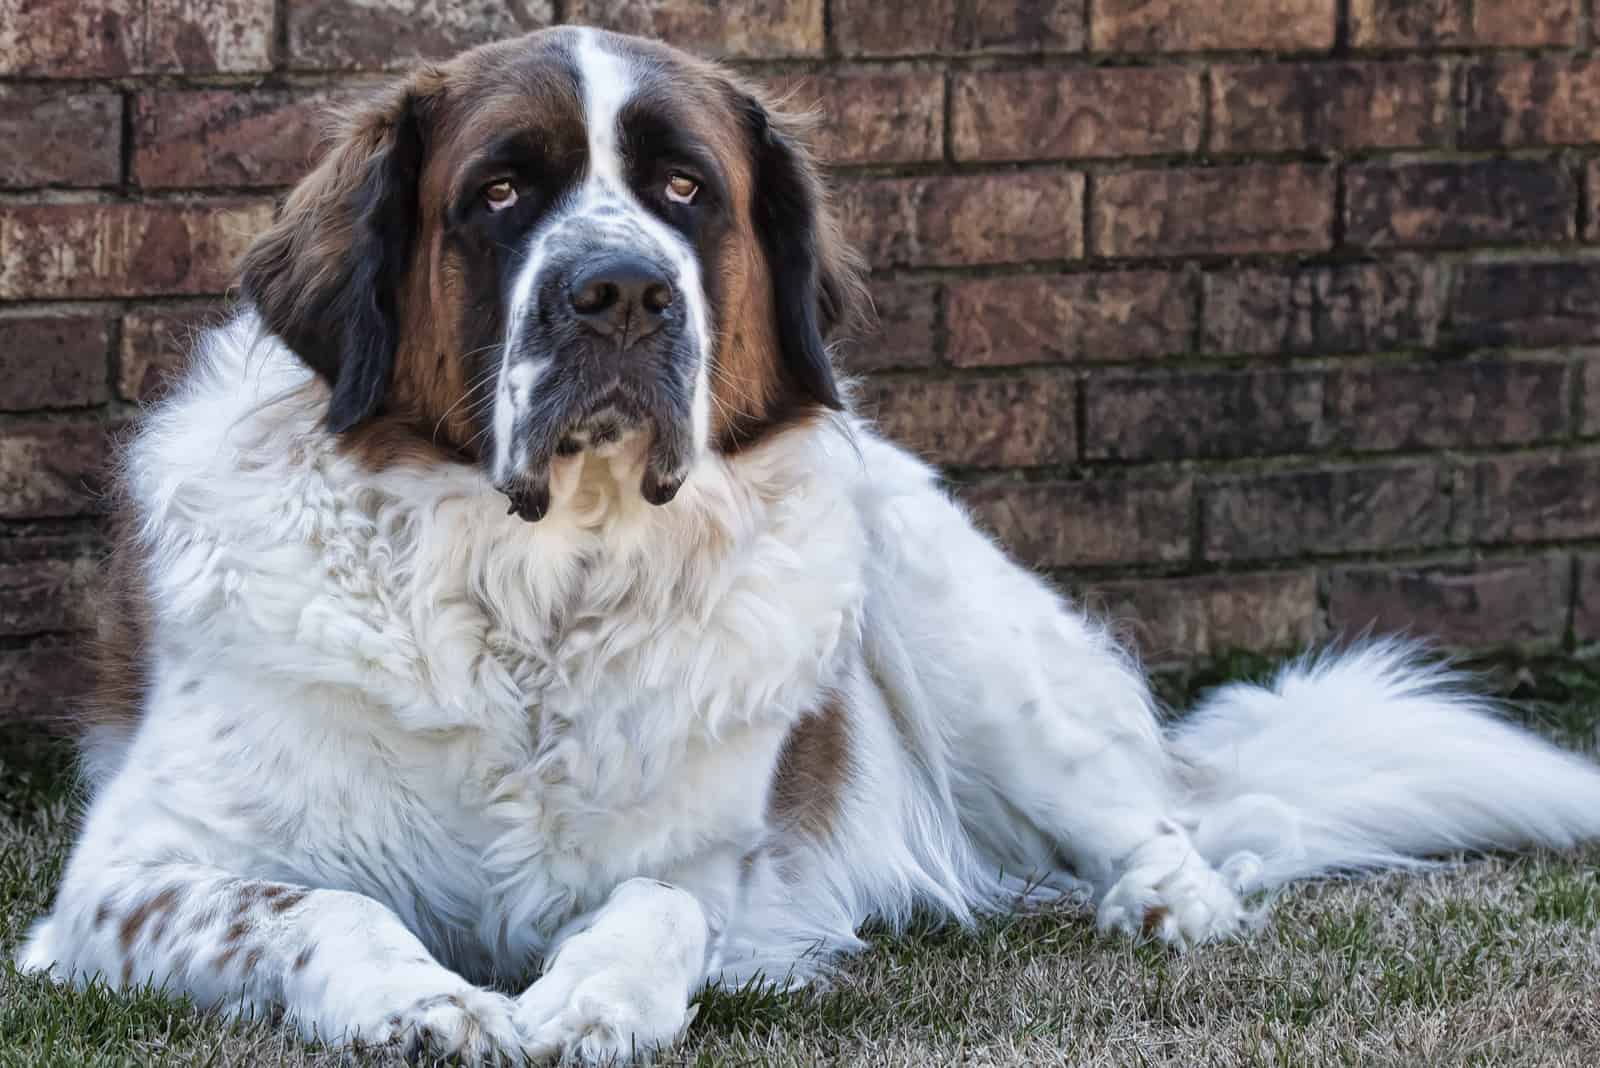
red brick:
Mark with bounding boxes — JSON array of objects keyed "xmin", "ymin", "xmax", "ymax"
[
  {"xmin": 1327, "ymin": 358, "xmax": 1569, "ymax": 452},
  {"xmin": 145, "ymin": 0, "xmax": 274, "ymax": 72},
  {"xmin": 834, "ymin": 0, "xmax": 1084, "ymax": 56},
  {"xmin": 1085, "ymin": 369, "xmax": 1325, "ymax": 461},
  {"xmin": 840, "ymin": 173, "xmax": 1084, "ymax": 268},
  {"xmin": 1575, "ymin": 553, "xmax": 1600, "ymax": 641},
  {"xmin": 133, "ymin": 90, "xmax": 350, "ymax": 189},
  {"xmin": 0, "ymin": 0, "xmax": 142, "ymax": 77},
  {"xmin": 775, "ymin": 68, "xmax": 943, "ymax": 165},
  {"xmin": 1328, "ymin": 555, "xmax": 1569, "ymax": 647},
  {"xmin": 1093, "ymin": 165, "xmax": 1333, "ymax": 258},
  {"xmin": 947, "ymin": 271, "xmax": 1194, "ymax": 367},
  {"xmin": 1588, "ymin": 164, "xmax": 1600, "ymax": 243},
  {"xmin": 0, "ymin": 421, "xmax": 111, "ymax": 519},
  {"xmin": 1345, "ymin": 160, "xmax": 1576, "ymax": 250},
  {"xmin": 1464, "ymin": 60, "xmax": 1600, "ymax": 149},
  {"xmin": 1211, "ymin": 62, "xmax": 1450, "ymax": 153},
  {"xmin": 571, "ymin": 0, "xmax": 822, "ymax": 58},
  {"xmin": 1449, "ymin": 262, "xmax": 1600, "ymax": 348},
  {"xmin": 1474, "ymin": 453, "xmax": 1600, "ymax": 544},
  {"xmin": 1093, "ymin": 0, "xmax": 1336, "ymax": 52},
  {"xmin": 963, "ymin": 475, "xmax": 1192, "ymax": 568},
  {"xmin": 952, "ymin": 67, "xmax": 1201, "ymax": 162},
  {"xmin": 843, "ymin": 280, "xmax": 939, "ymax": 374},
  {"xmin": 1203, "ymin": 262, "xmax": 1446, "ymax": 357},
  {"xmin": 0, "ymin": 200, "xmax": 274, "ymax": 300},
  {"xmin": 1351, "ymin": 0, "xmax": 1579, "ymax": 47},
  {"xmin": 0, "ymin": 643, "xmax": 90, "ymax": 720},
  {"xmin": 290, "ymin": 0, "xmax": 553, "ymax": 70},
  {"xmin": 1089, "ymin": 571, "xmax": 1318, "ymax": 660},
  {"xmin": 0, "ymin": 547, "xmax": 97, "ymax": 636},
  {"xmin": 1202, "ymin": 463, "xmax": 1450, "ymax": 561},
  {"xmin": 120, "ymin": 305, "xmax": 217, "ymax": 401},
  {"xmin": 0, "ymin": 89, "xmax": 121, "ymax": 187},
  {"xmin": 0, "ymin": 315, "xmax": 112, "ymax": 410},
  {"xmin": 862, "ymin": 372, "xmax": 1074, "ymax": 467}
]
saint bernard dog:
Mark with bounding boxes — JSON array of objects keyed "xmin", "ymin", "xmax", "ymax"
[{"xmin": 19, "ymin": 26, "xmax": 1600, "ymax": 1065}]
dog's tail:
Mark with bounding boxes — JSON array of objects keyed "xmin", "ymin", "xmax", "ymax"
[{"xmin": 1169, "ymin": 641, "xmax": 1600, "ymax": 891}]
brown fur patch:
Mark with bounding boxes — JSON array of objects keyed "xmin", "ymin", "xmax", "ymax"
[
  {"xmin": 118, "ymin": 886, "xmax": 181, "ymax": 952},
  {"xmin": 768, "ymin": 690, "xmax": 853, "ymax": 841},
  {"xmin": 264, "ymin": 886, "xmax": 309, "ymax": 913},
  {"xmin": 93, "ymin": 902, "xmax": 112, "ymax": 929},
  {"xmin": 212, "ymin": 946, "xmax": 240, "ymax": 972},
  {"xmin": 292, "ymin": 945, "xmax": 315, "ymax": 973}
]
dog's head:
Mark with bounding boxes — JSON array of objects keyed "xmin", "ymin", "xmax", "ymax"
[{"xmin": 241, "ymin": 28, "xmax": 864, "ymax": 520}]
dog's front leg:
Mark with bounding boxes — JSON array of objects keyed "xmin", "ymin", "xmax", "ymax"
[{"xmin": 514, "ymin": 875, "xmax": 718, "ymax": 1065}]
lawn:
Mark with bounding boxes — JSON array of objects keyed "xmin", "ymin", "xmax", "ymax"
[{"xmin": 3, "ymin": 655, "xmax": 1599, "ymax": 1067}]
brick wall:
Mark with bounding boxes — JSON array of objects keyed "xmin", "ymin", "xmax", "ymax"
[{"xmin": 3, "ymin": 1, "xmax": 1600, "ymax": 718}]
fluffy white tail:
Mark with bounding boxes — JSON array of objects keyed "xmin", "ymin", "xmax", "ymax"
[{"xmin": 1170, "ymin": 642, "xmax": 1600, "ymax": 891}]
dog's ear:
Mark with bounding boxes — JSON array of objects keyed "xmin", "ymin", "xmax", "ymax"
[
  {"xmin": 239, "ymin": 83, "xmax": 431, "ymax": 434},
  {"xmin": 737, "ymin": 93, "xmax": 867, "ymax": 412}
]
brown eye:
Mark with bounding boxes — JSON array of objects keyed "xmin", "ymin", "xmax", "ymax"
[
  {"xmin": 665, "ymin": 174, "xmax": 699, "ymax": 205},
  {"xmin": 483, "ymin": 180, "xmax": 518, "ymax": 212}
]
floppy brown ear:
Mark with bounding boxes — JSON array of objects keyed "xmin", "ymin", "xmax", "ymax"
[
  {"xmin": 737, "ymin": 93, "xmax": 868, "ymax": 412},
  {"xmin": 239, "ymin": 83, "xmax": 430, "ymax": 434}
]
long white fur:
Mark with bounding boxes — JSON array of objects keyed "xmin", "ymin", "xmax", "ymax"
[{"xmin": 19, "ymin": 33, "xmax": 1600, "ymax": 1068}]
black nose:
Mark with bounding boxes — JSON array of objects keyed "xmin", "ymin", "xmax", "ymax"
[{"xmin": 566, "ymin": 255, "xmax": 674, "ymax": 347}]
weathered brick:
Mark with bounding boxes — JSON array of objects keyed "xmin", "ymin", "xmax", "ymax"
[
  {"xmin": 1575, "ymin": 553, "xmax": 1600, "ymax": 641},
  {"xmin": 0, "ymin": 89, "xmax": 121, "ymax": 187},
  {"xmin": 0, "ymin": 643, "xmax": 89, "ymax": 720},
  {"xmin": 0, "ymin": 316, "xmax": 112, "ymax": 410},
  {"xmin": 947, "ymin": 271, "xmax": 1193, "ymax": 367},
  {"xmin": 1329, "ymin": 555, "xmax": 1570, "ymax": 647},
  {"xmin": 133, "ymin": 90, "xmax": 348, "ymax": 189},
  {"xmin": 145, "ymin": 0, "xmax": 274, "ymax": 72},
  {"xmin": 1327, "ymin": 359, "xmax": 1569, "ymax": 452},
  {"xmin": 1475, "ymin": 454, "xmax": 1600, "ymax": 544},
  {"xmin": 290, "ymin": 0, "xmax": 553, "ymax": 70},
  {"xmin": 1093, "ymin": 0, "xmax": 1336, "ymax": 51},
  {"xmin": 1093, "ymin": 165, "xmax": 1333, "ymax": 258},
  {"xmin": 1582, "ymin": 352, "xmax": 1600, "ymax": 437},
  {"xmin": 1588, "ymin": 163, "xmax": 1600, "ymax": 243},
  {"xmin": 120, "ymin": 306, "xmax": 217, "ymax": 401},
  {"xmin": 0, "ymin": 421, "xmax": 110, "ymax": 519},
  {"xmin": 1202, "ymin": 463, "xmax": 1449, "ymax": 561},
  {"xmin": 1464, "ymin": 59, "xmax": 1600, "ymax": 149},
  {"xmin": 963, "ymin": 475, "xmax": 1192, "ymax": 568},
  {"xmin": 0, "ymin": 547, "xmax": 97, "ymax": 636},
  {"xmin": 0, "ymin": 0, "xmax": 142, "ymax": 77},
  {"xmin": 1449, "ymin": 262, "xmax": 1600, "ymax": 348},
  {"xmin": 834, "ymin": 0, "xmax": 1084, "ymax": 56},
  {"xmin": 775, "ymin": 68, "xmax": 943, "ymax": 165},
  {"xmin": 1203, "ymin": 262, "xmax": 1445, "ymax": 356},
  {"xmin": 843, "ymin": 280, "xmax": 939, "ymax": 373},
  {"xmin": 1211, "ymin": 62, "xmax": 1450, "ymax": 153},
  {"xmin": 952, "ymin": 67, "xmax": 1201, "ymax": 162},
  {"xmin": 840, "ymin": 173, "xmax": 1084, "ymax": 268},
  {"xmin": 1085, "ymin": 369, "xmax": 1325, "ymax": 461},
  {"xmin": 0, "ymin": 201, "xmax": 273, "ymax": 300},
  {"xmin": 571, "ymin": 0, "xmax": 821, "ymax": 57},
  {"xmin": 1089, "ymin": 571, "xmax": 1318, "ymax": 659},
  {"xmin": 1345, "ymin": 160, "xmax": 1576, "ymax": 250},
  {"xmin": 864, "ymin": 372, "xmax": 1073, "ymax": 468},
  {"xmin": 1351, "ymin": 0, "xmax": 1580, "ymax": 47}
]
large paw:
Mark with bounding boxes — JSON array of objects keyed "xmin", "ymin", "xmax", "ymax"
[
  {"xmin": 1097, "ymin": 821, "xmax": 1260, "ymax": 948},
  {"xmin": 367, "ymin": 988, "xmax": 526, "ymax": 1065},
  {"xmin": 514, "ymin": 967, "xmax": 693, "ymax": 1065}
]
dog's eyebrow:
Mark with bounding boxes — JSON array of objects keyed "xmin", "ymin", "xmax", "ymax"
[{"xmin": 618, "ymin": 104, "xmax": 725, "ymax": 190}]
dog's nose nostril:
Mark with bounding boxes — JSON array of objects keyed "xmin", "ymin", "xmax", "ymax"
[{"xmin": 565, "ymin": 255, "xmax": 674, "ymax": 345}]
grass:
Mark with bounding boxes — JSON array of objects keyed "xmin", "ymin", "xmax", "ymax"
[{"xmin": 3, "ymin": 655, "xmax": 1600, "ymax": 1067}]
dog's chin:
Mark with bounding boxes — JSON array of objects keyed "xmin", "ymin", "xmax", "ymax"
[{"xmin": 497, "ymin": 403, "xmax": 690, "ymax": 523}]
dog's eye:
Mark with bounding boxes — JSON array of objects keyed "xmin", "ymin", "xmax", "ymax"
[
  {"xmin": 665, "ymin": 174, "xmax": 699, "ymax": 205},
  {"xmin": 483, "ymin": 180, "xmax": 518, "ymax": 212}
]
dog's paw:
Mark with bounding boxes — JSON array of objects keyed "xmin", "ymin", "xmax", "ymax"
[
  {"xmin": 368, "ymin": 988, "xmax": 526, "ymax": 1065},
  {"xmin": 1097, "ymin": 821, "xmax": 1259, "ymax": 948},
  {"xmin": 514, "ymin": 966, "xmax": 694, "ymax": 1065}
]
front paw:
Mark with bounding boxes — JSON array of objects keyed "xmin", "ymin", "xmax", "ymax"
[
  {"xmin": 367, "ymin": 987, "xmax": 525, "ymax": 1065},
  {"xmin": 514, "ymin": 967, "xmax": 694, "ymax": 1065}
]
